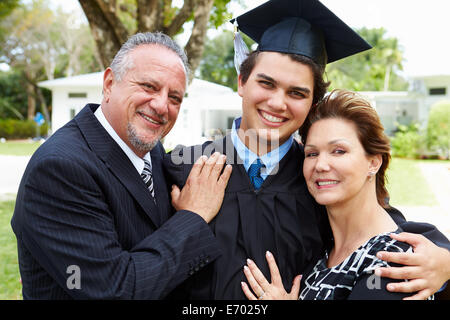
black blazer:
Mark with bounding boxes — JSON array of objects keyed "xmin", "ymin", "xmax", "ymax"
[{"xmin": 11, "ymin": 104, "xmax": 221, "ymax": 299}]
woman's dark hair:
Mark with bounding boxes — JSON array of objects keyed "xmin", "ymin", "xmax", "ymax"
[
  {"xmin": 239, "ymin": 50, "xmax": 330, "ymax": 105},
  {"xmin": 299, "ymin": 89, "xmax": 391, "ymax": 208}
]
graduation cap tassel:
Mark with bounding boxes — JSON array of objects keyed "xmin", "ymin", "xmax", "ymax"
[{"xmin": 233, "ymin": 21, "xmax": 249, "ymax": 75}]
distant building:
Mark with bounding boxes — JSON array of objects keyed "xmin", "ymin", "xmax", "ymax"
[{"xmin": 358, "ymin": 74, "xmax": 450, "ymax": 135}]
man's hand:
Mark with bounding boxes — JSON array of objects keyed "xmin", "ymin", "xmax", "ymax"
[
  {"xmin": 375, "ymin": 232, "xmax": 450, "ymax": 300},
  {"xmin": 171, "ymin": 152, "xmax": 232, "ymax": 223}
]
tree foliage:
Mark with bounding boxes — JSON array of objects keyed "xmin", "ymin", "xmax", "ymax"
[
  {"xmin": 0, "ymin": 70, "xmax": 28, "ymax": 119},
  {"xmin": 199, "ymin": 30, "xmax": 253, "ymax": 91},
  {"xmin": 0, "ymin": 0, "xmax": 101, "ymax": 121},
  {"xmin": 0, "ymin": 0, "xmax": 20, "ymax": 20},
  {"xmin": 326, "ymin": 27, "xmax": 408, "ymax": 91},
  {"xmin": 77, "ymin": 0, "xmax": 235, "ymax": 80},
  {"xmin": 199, "ymin": 27, "xmax": 408, "ymax": 92}
]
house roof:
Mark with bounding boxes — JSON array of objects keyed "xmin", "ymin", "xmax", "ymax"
[
  {"xmin": 38, "ymin": 72, "xmax": 236, "ymax": 94},
  {"xmin": 38, "ymin": 72, "xmax": 105, "ymax": 88}
]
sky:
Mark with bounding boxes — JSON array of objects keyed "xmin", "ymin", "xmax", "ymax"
[{"xmin": 43, "ymin": 0, "xmax": 450, "ymax": 77}]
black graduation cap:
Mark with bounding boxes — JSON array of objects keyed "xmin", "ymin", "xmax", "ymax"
[{"xmin": 230, "ymin": 0, "xmax": 372, "ymax": 66}]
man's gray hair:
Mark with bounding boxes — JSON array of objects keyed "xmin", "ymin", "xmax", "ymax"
[{"xmin": 109, "ymin": 32, "xmax": 190, "ymax": 82}]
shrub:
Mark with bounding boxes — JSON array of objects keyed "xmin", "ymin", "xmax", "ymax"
[
  {"xmin": 390, "ymin": 123, "xmax": 424, "ymax": 158},
  {"xmin": 426, "ymin": 100, "xmax": 450, "ymax": 159},
  {"xmin": 0, "ymin": 119, "xmax": 49, "ymax": 139}
]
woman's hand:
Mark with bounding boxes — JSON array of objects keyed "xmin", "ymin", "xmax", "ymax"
[
  {"xmin": 241, "ymin": 251, "xmax": 302, "ymax": 300},
  {"xmin": 376, "ymin": 232, "xmax": 450, "ymax": 300}
]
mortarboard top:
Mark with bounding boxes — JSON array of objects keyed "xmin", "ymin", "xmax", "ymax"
[{"xmin": 230, "ymin": 0, "xmax": 372, "ymax": 66}]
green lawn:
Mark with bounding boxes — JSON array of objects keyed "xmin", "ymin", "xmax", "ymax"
[
  {"xmin": 0, "ymin": 200, "xmax": 21, "ymax": 299},
  {"xmin": 386, "ymin": 157, "xmax": 438, "ymax": 206},
  {"xmin": 0, "ymin": 140, "xmax": 42, "ymax": 156}
]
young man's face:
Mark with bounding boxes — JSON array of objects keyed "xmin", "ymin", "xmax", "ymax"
[
  {"xmin": 102, "ymin": 44, "xmax": 186, "ymax": 157},
  {"xmin": 237, "ymin": 51, "xmax": 314, "ymax": 152}
]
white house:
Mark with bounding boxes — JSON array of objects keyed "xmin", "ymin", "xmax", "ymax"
[
  {"xmin": 358, "ymin": 91, "xmax": 425, "ymax": 135},
  {"xmin": 356, "ymin": 73, "xmax": 450, "ymax": 135},
  {"xmin": 38, "ymin": 72, "xmax": 242, "ymax": 149}
]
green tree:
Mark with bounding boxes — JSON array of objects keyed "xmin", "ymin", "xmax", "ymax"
[
  {"xmin": 0, "ymin": 0, "xmax": 19, "ymax": 20},
  {"xmin": 0, "ymin": 0, "xmax": 101, "ymax": 122},
  {"xmin": 326, "ymin": 27, "xmax": 408, "ymax": 91},
  {"xmin": 199, "ymin": 30, "xmax": 253, "ymax": 90},
  {"xmin": 0, "ymin": 70, "xmax": 28, "ymax": 119},
  {"xmin": 78, "ymin": 0, "xmax": 237, "ymax": 80},
  {"xmin": 390, "ymin": 123, "xmax": 424, "ymax": 158}
]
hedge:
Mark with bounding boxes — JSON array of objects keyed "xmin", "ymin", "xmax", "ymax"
[{"xmin": 0, "ymin": 119, "xmax": 49, "ymax": 139}]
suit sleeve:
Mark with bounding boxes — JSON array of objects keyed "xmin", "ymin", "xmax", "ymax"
[
  {"xmin": 17, "ymin": 156, "xmax": 221, "ymax": 299},
  {"xmin": 398, "ymin": 221, "xmax": 450, "ymax": 251}
]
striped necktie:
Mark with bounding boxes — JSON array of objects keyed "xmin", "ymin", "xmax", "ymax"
[
  {"xmin": 248, "ymin": 158, "xmax": 265, "ymax": 190},
  {"xmin": 141, "ymin": 159, "xmax": 156, "ymax": 202}
]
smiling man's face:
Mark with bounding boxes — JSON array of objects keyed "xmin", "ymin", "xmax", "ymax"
[
  {"xmin": 237, "ymin": 51, "xmax": 314, "ymax": 153},
  {"xmin": 102, "ymin": 44, "xmax": 186, "ymax": 157}
]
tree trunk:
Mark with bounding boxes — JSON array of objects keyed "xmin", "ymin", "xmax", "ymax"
[
  {"xmin": 79, "ymin": 0, "xmax": 216, "ymax": 77},
  {"xmin": 184, "ymin": 0, "xmax": 215, "ymax": 82},
  {"xmin": 25, "ymin": 80, "xmax": 36, "ymax": 120},
  {"xmin": 136, "ymin": 0, "xmax": 159, "ymax": 31},
  {"xmin": 34, "ymin": 85, "xmax": 51, "ymax": 126},
  {"xmin": 78, "ymin": 0, "xmax": 128, "ymax": 68}
]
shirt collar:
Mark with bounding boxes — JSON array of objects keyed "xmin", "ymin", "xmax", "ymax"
[
  {"xmin": 230, "ymin": 117, "xmax": 293, "ymax": 178},
  {"xmin": 94, "ymin": 105, "xmax": 151, "ymax": 174}
]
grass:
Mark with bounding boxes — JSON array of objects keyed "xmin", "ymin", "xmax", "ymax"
[
  {"xmin": 0, "ymin": 200, "xmax": 22, "ymax": 299},
  {"xmin": 0, "ymin": 140, "xmax": 42, "ymax": 156},
  {"xmin": 386, "ymin": 157, "xmax": 438, "ymax": 206}
]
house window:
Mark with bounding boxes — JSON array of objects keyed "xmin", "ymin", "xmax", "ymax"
[
  {"xmin": 68, "ymin": 92, "xmax": 87, "ymax": 98},
  {"xmin": 429, "ymin": 87, "xmax": 446, "ymax": 95},
  {"xmin": 70, "ymin": 108, "xmax": 76, "ymax": 119}
]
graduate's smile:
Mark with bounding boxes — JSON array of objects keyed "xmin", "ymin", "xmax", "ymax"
[{"xmin": 258, "ymin": 109, "xmax": 288, "ymax": 128}]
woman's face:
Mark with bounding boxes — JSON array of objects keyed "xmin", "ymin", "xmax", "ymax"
[{"xmin": 303, "ymin": 118, "xmax": 379, "ymax": 207}]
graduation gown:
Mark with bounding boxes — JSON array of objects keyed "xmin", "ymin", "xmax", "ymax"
[
  {"xmin": 164, "ymin": 135, "xmax": 329, "ymax": 299},
  {"xmin": 164, "ymin": 135, "xmax": 450, "ymax": 300}
]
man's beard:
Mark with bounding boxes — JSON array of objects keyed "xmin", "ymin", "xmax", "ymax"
[{"xmin": 127, "ymin": 123, "xmax": 161, "ymax": 154}]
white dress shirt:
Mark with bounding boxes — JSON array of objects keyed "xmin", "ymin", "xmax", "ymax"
[{"xmin": 94, "ymin": 105, "xmax": 152, "ymax": 174}]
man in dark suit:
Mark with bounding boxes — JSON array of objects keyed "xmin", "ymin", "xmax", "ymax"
[{"xmin": 11, "ymin": 32, "xmax": 232, "ymax": 299}]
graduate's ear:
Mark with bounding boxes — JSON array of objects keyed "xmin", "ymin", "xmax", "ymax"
[{"xmin": 237, "ymin": 74, "xmax": 245, "ymax": 98}]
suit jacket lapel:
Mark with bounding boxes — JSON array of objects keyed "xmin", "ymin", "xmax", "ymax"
[
  {"xmin": 75, "ymin": 104, "xmax": 162, "ymax": 228},
  {"xmin": 149, "ymin": 144, "xmax": 171, "ymax": 223}
]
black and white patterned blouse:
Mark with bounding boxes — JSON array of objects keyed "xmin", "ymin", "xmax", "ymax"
[{"xmin": 299, "ymin": 232, "xmax": 434, "ymax": 300}]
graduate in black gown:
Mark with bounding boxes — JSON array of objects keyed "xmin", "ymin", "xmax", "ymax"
[{"xmin": 164, "ymin": 0, "xmax": 450, "ymax": 300}]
